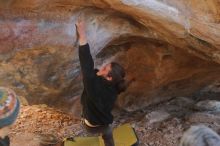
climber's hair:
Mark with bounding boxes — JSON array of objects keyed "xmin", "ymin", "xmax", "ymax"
[{"xmin": 107, "ymin": 62, "xmax": 127, "ymax": 94}]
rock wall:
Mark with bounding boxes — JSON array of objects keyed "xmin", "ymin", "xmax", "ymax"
[{"xmin": 0, "ymin": 0, "xmax": 220, "ymax": 112}]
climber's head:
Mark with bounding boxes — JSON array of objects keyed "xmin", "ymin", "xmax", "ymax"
[
  {"xmin": 97, "ymin": 62, "xmax": 127, "ymax": 94},
  {"xmin": 97, "ymin": 63, "xmax": 112, "ymax": 81}
]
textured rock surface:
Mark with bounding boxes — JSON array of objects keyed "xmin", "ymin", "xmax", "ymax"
[
  {"xmin": 180, "ymin": 125, "xmax": 220, "ymax": 146},
  {"xmin": 0, "ymin": 0, "xmax": 220, "ymax": 112},
  {"xmin": 195, "ymin": 100, "xmax": 220, "ymax": 111}
]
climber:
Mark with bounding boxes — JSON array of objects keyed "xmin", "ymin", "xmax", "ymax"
[
  {"xmin": 0, "ymin": 87, "xmax": 20, "ymax": 146},
  {"xmin": 75, "ymin": 18, "xmax": 128, "ymax": 146}
]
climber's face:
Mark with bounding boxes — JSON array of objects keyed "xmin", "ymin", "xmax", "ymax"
[{"xmin": 96, "ymin": 63, "xmax": 112, "ymax": 81}]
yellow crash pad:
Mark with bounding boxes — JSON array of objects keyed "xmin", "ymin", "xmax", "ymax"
[{"xmin": 64, "ymin": 123, "xmax": 138, "ymax": 146}]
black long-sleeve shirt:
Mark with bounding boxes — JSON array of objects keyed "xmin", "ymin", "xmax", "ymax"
[{"xmin": 79, "ymin": 43, "xmax": 117, "ymax": 125}]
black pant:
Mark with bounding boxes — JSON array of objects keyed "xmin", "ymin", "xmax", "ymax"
[
  {"xmin": 81, "ymin": 120, "xmax": 115, "ymax": 146},
  {"xmin": 0, "ymin": 136, "xmax": 10, "ymax": 146}
]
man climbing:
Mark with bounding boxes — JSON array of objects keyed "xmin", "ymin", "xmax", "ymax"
[
  {"xmin": 75, "ymin": 18, "xmax": 127, "ymax": 146},
  {"xmin": 0, "ymin": 87, "xmax": 20, "ymax": 146}
]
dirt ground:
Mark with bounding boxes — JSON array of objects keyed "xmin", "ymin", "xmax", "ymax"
[{"xmin": 10, "ymin": 97, "xmax": 220, "ymax": 146}]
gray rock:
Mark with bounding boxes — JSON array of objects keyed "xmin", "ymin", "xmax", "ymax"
[
  {"xmin": 180, "ymin": 125, "xmax": 220, "ymax": 146},
  {"xmin": 145, "ymin": 110, "xmax": 170, "ymax": 124},
  {"xmin": 167, "ymin": 97, "xmax": 195, "ymax": 108},
  {"xmin": 195, "ymin": 100, "xmax": 220, "ymax": 111}
]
